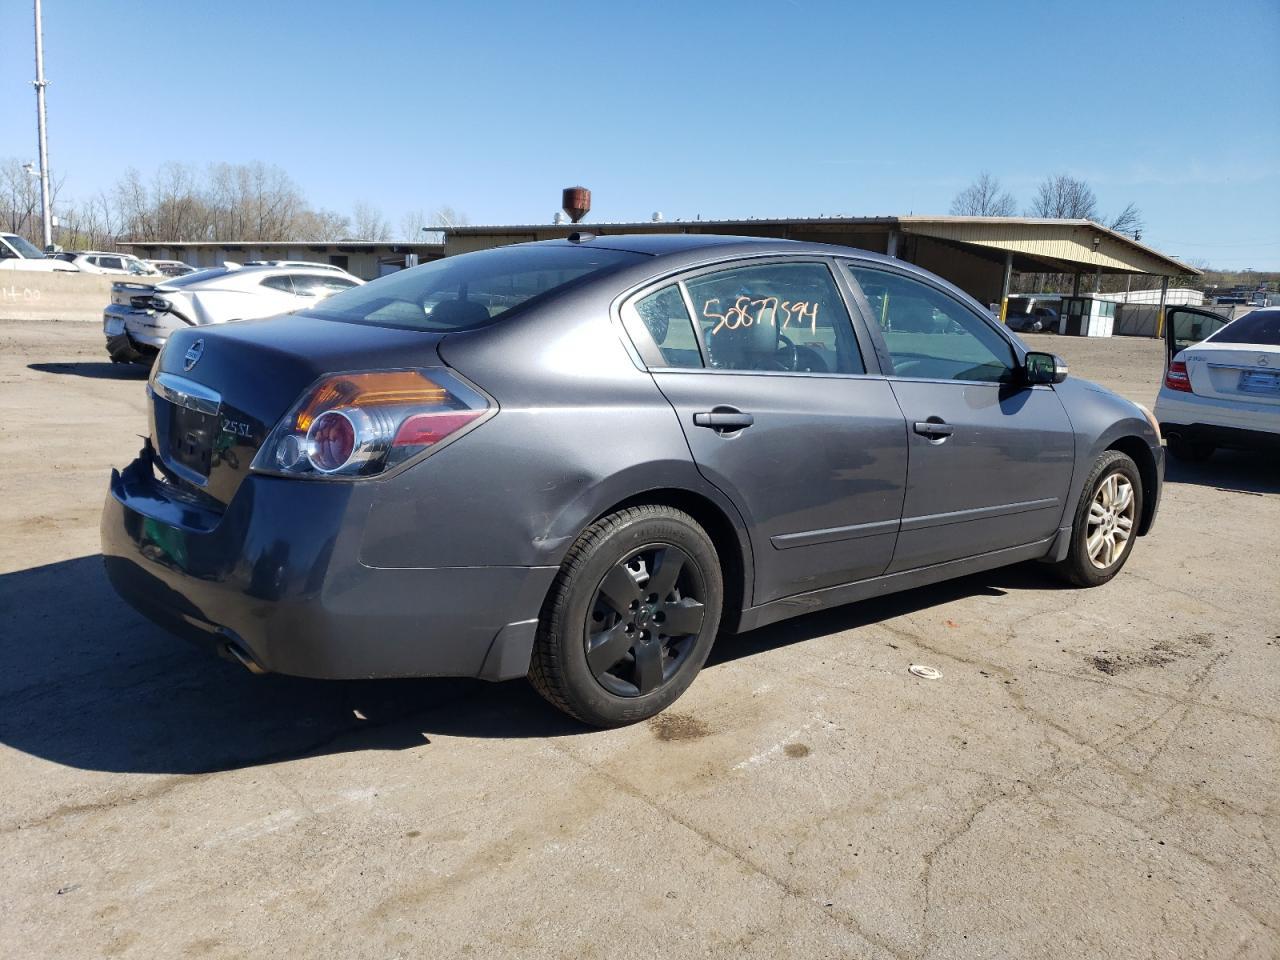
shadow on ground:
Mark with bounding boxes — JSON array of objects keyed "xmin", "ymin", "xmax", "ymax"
[
  {"xmin": 1164, "ymin": 448, "xmax": 1280, "ymax": 495},
  {"xmin": 0, "ymin": 554, "xmax": 1065, "ymax": 776},
  {"xmin": 28, "ymin": 361, "xmax": 149, "ymax": 380}
]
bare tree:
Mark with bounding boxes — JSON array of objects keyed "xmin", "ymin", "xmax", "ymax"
[
  {"xmin": 1108, "ymin": 201, "xmax": 1144, "ymax": 240},
  {"xmin": 3, "ymin": 156, "xmax": 445, "ymax": 249},
  {"xmin": 397, "ymin": 208, "xmax": 430, "ymax": 241},
  {"xmin": 950, "ymin": 172, "xmax": 1016, "ymax": 217},
  {"xmin": 431, "ymin": 205, "xmax": 468, "ymax": 228},
  {"xmin": 1027, "ymin": 174, "xmax": 1099, "ymax": 220},
  {"xmin": 1, "ymin": 159, "xmax": 41, "ymax": 235},
  {"xmin": 350, "ymin": 201, "xmax": 390, "ymax": 240},
  {"xmin": 294, "ymin": 207, "xmax": 350, "ymax": 241}
]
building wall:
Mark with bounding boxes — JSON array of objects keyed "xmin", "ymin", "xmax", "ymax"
[{"xmin": 910, "ymin": 236, "xmax": 1005, "ymax": 305}]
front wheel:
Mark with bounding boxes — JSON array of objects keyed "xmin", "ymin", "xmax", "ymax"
[
  {"xmin": 528, "ymin": 505, "xmax": 723, "ymax": 728},
  {"xmin": 1054, "ymin": 450, "xmax": 1144, "ymax": 587}
]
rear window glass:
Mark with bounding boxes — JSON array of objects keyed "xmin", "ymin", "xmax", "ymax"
[
  {"xmin": 308, "ymin": 245, "xmax": 646, "ymax": 332},
  {"xmin": 1208, "ymin": 310, "xmax": 1280, "ymax": 346},
  {"xmin": 164, "ymin": 266, "xmax": 236, "ymax": 287}
]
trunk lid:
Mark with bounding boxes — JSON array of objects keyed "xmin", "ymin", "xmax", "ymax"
[
  {"xmin": 151, "ymin": 314, "xmax": 445, "ymax": 506},
  {"xmin": 111, "ymin": 280, "xmax": 160, "ymax": 307},
  {"xmin": 1183, "ymin": 342, "xmax": 1280, "ymax": 405}
]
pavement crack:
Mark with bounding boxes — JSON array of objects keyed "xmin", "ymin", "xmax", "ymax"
[{"xmin": 546, "ymin": 739, "xmax": 914, "ymax": 960}]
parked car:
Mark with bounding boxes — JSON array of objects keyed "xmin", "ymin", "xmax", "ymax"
[
  {"xmin": 58, "ymin": 250, "xmax": 160, "ymax": 276},
  {"xmin": 103, "ymin": 263, "xmax": 362, "ymax": 364},
  {"xmin": 145, "ymin": 259, "xmax": 198, "ymax": 277},
  {"xmin": 102, "ymin": 236, "xmax": 1163, "ymax": 727},
  {"xmin": 1155, "ymin": 306, "xmax": 1280, "ymax": 460},
  {"xmin": 0, "ymin": 232, "xmax": 78, "ymax": 272},
  {"xmin": 1006, "ymin": 305, "xmax": 1059, "ymax": 333},
  {"xmin": 244, "ymin": 260, "xmax": 350, "ymax": 273}
]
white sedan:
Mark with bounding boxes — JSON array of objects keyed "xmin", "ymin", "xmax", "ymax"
[
  {"xmin": 103, "ymin": 263, "xmax": 362, "ymax": 364},
  {"xmin": 1155, "ymin": 306, "xmax": 1280, "ymax": 460}
]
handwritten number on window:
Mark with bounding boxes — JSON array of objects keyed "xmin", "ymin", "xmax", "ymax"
[{"xmin": 704, "ymin": 296, "xmax": 819, "ymax": 336}]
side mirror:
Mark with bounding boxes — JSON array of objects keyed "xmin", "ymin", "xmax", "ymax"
[{"xmin": 1024, "ymin": 351, "xmax": 1068, "ymax": 385}]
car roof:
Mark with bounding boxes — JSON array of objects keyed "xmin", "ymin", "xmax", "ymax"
[{"xmin": 537, "ymin": 232, "xmax": 907, "ymax": 270}]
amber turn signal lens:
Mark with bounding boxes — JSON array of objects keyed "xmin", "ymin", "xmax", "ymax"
[{"xmin": 294, "ymin": 371, "xmax": 449, "ymax": 431}]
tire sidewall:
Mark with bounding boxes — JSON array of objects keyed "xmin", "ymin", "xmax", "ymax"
[
  {"xmin": 555, "ymin": 513, "xmax": 723, "ymax": 726},
  {"xmin": 1070, "ymin": 452, "xmax": 1143, "ymax": 586}
]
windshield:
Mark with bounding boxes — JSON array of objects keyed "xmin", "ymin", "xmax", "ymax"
[
  {"xmin": 1208, "ymin": 309, "xmax": 1280, "ymax": 346},
  {"xmin": 308, "ymin": 244, "xmax": 646, "ymax": 331},
  {"xmin": 3, "ymin": 234, "xmax": 46, "ymax": 259}
]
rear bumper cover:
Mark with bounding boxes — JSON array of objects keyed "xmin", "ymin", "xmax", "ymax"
[
  {"xmin": 1155, "ymin": 388, "xmax": 1280, "ymax": 439},
  {"xmin": 1160, "ymin": 421, "xmax": 1280, "ymax": 452},
  {"xmin": 101, "ymin": 445, "xmax": 556, "ymax": 680}
]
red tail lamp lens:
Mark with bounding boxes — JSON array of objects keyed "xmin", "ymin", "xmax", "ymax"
[
  {"xmin": 1164, "ymin": 360, "xmax": 1192, "ymax": 393},
  {"xmin": 392, "ymin": 410, "xmax": 484, "ymax": 447},
  {"xmin": 308, "ymin": 410, "xmax": 356, "ymax": 472}
]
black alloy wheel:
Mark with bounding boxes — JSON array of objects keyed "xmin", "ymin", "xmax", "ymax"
[
  {"xmin": 585, "ymin": 545, "xmax": 706, "ymax": 698},
  {"xmin": 528, "ymin": 505, "xmax": 724, "ymax": 727}
]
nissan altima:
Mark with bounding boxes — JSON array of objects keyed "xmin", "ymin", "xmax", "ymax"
[{"xmin": 102, "ymin": 235, "xmax": 1164, "ymax": 727}]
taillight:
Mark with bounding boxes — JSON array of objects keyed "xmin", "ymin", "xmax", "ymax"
[
  {"xmin": 252, "ymin": 368, "xmax": 491, "ymax": 479},
  {"xmin": 1164, "ymin": 360, "xmax": 1192, "ymax": 393}
]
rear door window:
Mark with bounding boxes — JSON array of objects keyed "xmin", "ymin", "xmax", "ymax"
[
  {"xmin": 260, "ymin": 275, "xmax": 296, "ymax": 294},
  {"xmin": 292, "ymin": 274, "xmax": 359, "ymax": 298},
  {"xmin": 685, "ymin": 262, "xmax": 864, "ymax": 374}
]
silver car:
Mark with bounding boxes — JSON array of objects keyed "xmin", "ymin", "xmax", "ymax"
[{"xmin": 104, "ymin": 264, "xmax": 362, "ymax": 364}]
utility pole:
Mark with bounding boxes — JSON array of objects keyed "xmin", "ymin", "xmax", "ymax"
[{"xmin": 33, "ymin": 0, "xmax": 53, "ymax": 250}]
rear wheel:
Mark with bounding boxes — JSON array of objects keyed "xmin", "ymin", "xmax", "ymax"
[
  {"xmin": 1166, "ymin": 434, "xmax": 1214, "ymax": 462},
  {"xmin": 528, "ymin": 505, "xmax": 723, "ymax": 728},
  {"xmin": 1055, "ymin": 450, "xmax": 1143, "ymax": 587}
]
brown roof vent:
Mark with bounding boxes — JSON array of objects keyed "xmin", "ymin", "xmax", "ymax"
[{"xmin": 562, "ymin": 186, "xmax": 591, "ymax": 224}]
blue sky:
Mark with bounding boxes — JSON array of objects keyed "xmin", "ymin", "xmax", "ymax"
[{"xmin": 2, "ymin": 0, "xmax": 1277, "ymax": 268}]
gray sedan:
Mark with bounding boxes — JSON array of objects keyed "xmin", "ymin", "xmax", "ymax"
[{"xmin": 102, "ymin": 235, "xmax": 1163, "ymax": 727}]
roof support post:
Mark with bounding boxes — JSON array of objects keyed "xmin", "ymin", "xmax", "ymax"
[
  {"xmin": 1072, "ymin": 272, "xmax": 1081, "ymax": 296},
  {"xmin": 886, "ymin": 228, "xmax": 900, "ymax": 259},
  {"xmin": 1155, "ymin": 276, "xmax": 1169, "ymax": 339},
  {"xmin": 998, "ymin": 251, "xmax": 1013, "ymax": 324}
]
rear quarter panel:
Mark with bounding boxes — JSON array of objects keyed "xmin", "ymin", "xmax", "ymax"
[{"xmin": 359, "ymin": 283, "xmax": 751, "ymax": 571}]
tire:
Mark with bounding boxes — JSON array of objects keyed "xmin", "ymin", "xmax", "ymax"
[
  {"xmin": 1054, "ymin": 450, "xmax": 1144, "ymax": 588},
  {"xmin": 1166, "ymin": 434, "xmax": 1214, "ymax": 463},
  {"xmin": 528, "ymin": 505, "xmax": 724, "ymax": 728}
]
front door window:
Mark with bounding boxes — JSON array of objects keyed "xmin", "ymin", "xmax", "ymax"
[{"xmin": 845, "ymin": 266, "xmax": 1014, "ymax": 382}]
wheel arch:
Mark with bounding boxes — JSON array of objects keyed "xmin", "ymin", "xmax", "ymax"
[
  {"xmin": 585, "ymin": 487, "xmax": 753, "ymax": 636},
  {"xmin": 1105, "ymin": 434, "xmax": 1158, "ymax": 535}
]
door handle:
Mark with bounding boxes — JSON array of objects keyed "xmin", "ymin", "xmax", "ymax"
[
  {"xmin": 913, "ymin": 419, "xmax": 954, "ymax": 440},
  {"xmin": 693, "ymin": 408, "xmax": 754, "ymax": 433}
]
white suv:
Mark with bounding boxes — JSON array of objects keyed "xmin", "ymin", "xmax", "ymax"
[
  {"xmin": 0, "ymin": 233, "xmax": 79, "ymax": 272},
  {"xmin": 59, "ymin": 251, "xmax": 160, "ymax": 276}
]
